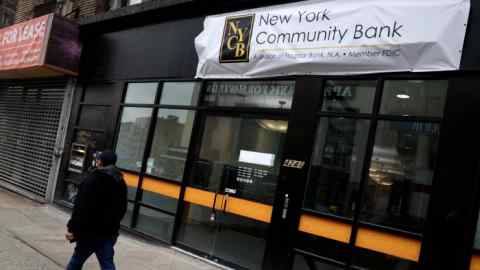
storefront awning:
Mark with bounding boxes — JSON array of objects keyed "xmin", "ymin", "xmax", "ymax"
[{"xmin": 0, "ymin": 14, "xmax": 81, "ymax": 79}]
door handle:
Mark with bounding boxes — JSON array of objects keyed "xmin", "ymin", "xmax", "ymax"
[{"xmin": 281, "ymin": 194, "xmax": 290, "ymax": 219}]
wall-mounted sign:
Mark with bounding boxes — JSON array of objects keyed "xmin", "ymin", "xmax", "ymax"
[
  {"xmin": 0, "ymin": 14, "xmax": 81, "ymax": 79},
  {"xmin": 283, "ymin": 159, "xmax": 306, "ymax": 169},
  {"xmin": 195, "ymin": 0, "xmax": 470, "ymax": 78},
  {"xmin": 324, "ymin": 85, "xmax": 355, "ymax": 100}
]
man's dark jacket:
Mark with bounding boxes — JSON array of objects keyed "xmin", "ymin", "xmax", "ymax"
[{"xmin": 67, "ymin": 165, "xmax": 128, "ymax": 240}]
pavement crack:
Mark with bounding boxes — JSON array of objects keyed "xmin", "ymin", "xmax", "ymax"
[{"xmin": 4, "ymin": 229, "xmax": 65, "ymax": 269}]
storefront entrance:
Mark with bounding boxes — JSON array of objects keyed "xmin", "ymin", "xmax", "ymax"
[
  {"xmin": 176, "ymin": 114, "xmax": 289, "ymax": 269},
  {"xmin": 58, "ymin": 76, "xmax": 466, "ymax": 270}
]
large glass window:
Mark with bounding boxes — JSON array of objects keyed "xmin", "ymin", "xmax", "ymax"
[
  {"xmin": 305, "ymin": 118, "xmax": 370, "ymax": 218},
  {"xmin": 190, "ymin": 116, "xmax": 288, "ymax": 204},
  {"xmin": 360, "ymin": 121, "xmax": 439, "ymax": 233},
  {"xmin": 380, "ymin": 80, "xmax": 448, "ymax": 117},
  {"xmin": 322, "ymin": 80, "xmax": 376, "ymax": 114},
  {"xmin": 114, "ymin": 81, "xmax": 200, "ymax": 243},
  {"xmin": 299, "ymin": 79, "xmax": 446, "ymax": 270},
  {"xmin": 160, "ymin": 82, "xmax": 201, "ymax": 106},
  {"xmin": 136, "ymin": 206, "xmax": 175, "ymax": 240},
  {"xmin": 178, "ymin": 113, "xmax": 288, "ymax": 270},
  {"xmin": 116, "ymin": 107, "xmax": 152, "ymax": 172},
  {"xmin": 124, "ymin": 82, "xmax": 158, "ymax": 104},
  {"xmin": 147, "ymin": 109, "xmax": 196, "ymax": 182}
]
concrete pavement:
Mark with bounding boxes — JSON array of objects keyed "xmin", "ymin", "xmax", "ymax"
[{"xmin": 0, "ymin": 187, "xmax": 224, "ymax": 270}]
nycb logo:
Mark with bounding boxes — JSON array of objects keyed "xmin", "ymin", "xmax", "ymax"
[{"xmin": 220, "ymin": 15, "xmax": 254, "ymax": 63}]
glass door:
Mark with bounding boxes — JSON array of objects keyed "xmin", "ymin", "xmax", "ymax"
[{"xmin": 176, "ymin": 114, "xmax": 289, "ymax": 270}]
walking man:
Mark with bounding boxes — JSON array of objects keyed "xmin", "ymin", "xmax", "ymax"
[{"xmin": 65, "ymin": 150, "xmax": 127, "ymax": 270}]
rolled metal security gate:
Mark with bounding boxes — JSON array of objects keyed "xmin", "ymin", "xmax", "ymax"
[{"xmin": 0, "ymin": 79, "xmax": 71, "ymax": 201}]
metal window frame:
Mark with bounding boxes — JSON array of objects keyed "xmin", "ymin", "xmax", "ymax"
[{"xmin": 284, "ymin": 74, "xmax": 451, "ymax": 270}]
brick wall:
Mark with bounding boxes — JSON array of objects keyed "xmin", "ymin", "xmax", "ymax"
[
  {"xmin": 14, "ymin": 0, "xmax": 34, "ymax": 23},
  {"xmin": 14, "ymin": 0, "xmax": 100, "ymax": 24}
]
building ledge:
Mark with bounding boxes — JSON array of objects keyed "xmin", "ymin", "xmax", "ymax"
[{"xmin": 78, "ymin": 0, "xmax": 194, "ymax": 26}]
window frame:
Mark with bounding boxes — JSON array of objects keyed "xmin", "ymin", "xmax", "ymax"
[
  {"xmin": 296, "ymin": 76, "xmax": 448, "ymax": 270},
  {"xmin": 112, "ymin": 80, "xmax": 202, "ymax": 244}
]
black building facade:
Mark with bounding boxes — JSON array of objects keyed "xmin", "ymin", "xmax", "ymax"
[{"xmin": 54, "ymin": 0, "xmax": 480, "ymax": 269}]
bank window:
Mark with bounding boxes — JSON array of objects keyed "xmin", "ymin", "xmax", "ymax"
[
  {"xmin": 114, "ymin": 81, "xmax": 200, "ymax": 242},
  {"xmin": 115, "ymin": 107, "xmax": 152, "ymax": 172},
  {"xmin": 190, "ymin": 116, "xmax": 288, "ymax": 204},
  {"xmin": 160, "ymin": 82, "xmax": 201, "ymax": 106},
  {"xmin": 146, "ymin": 109, "xmax": 196, "ymax": 182},
  {"xmin": 305, "ymin": 117, "xmax": 370, "ymax": 218},
  {"xmin": 124, "ymin": 82, "xmax": 158, "ymax": 104},
  {"xmin": 360, "ymin": 120, "xmax": 439, "ymax": 233},
  {"xmin": 203, "ymin": 81, "xmax": 295, "ymax": 109},
  {"xmin": 380, "ymin": 80, "xmax": 448, "ymax": 117},
  {"xmin": 321, "ymin": 80, "xmax": 376, "ymax": 114}
]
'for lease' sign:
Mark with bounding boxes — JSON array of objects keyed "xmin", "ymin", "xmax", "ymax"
[{"xmin": 0, "ymin": 15, "xmax": 50, "ymax": 71}]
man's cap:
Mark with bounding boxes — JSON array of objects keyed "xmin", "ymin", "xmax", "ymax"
[{"xmin": 98, "ymin": 150, "xmax": 117, "ymax": 166}]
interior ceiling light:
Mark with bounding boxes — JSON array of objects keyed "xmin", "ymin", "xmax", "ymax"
[
  {"xmin": 396, "ymin": 94, "xmax": 410, "ymax": 99},
  {"xmin": 258, "ymin": 120, "xmax": 288, "ymax": 133}
]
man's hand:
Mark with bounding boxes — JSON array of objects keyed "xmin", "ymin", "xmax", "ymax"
[{"xmin": 65, "ymin": 232, "xmax": 75, "ymax": 241}]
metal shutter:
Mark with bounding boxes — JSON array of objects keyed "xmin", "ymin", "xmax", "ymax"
[{"xmin": 0, "ymin": 80, "xmax": 67, "ymax": 200}]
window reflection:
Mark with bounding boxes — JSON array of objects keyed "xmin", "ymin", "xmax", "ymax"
[
  {"xmin": 322, "ymin": 80, "xmax": 376, "ymax": 114},
  {"xmin": 135, "ymin": 206, "xmax": 175, "ymax": 241},
  {"xmin": 353, "ymin": 247, "xmax": 419, "ymax": 270},
  {"xmin": 203, "ymin": 81, "xmax": 295, "ymax": 109},
  {"xmin": 121, "ymin": 202, "xmax": 134, "ymax": 227},
  {"xmin": 124, "ymin": 83, "xmax": 158, "ymax": 104},
  {"xmin": 177, "ymin": 203, "xmax": 269, "ymax": 270},
  {"xmin": 292, "ymin": 253, "xmax": 345, "ymax": 270},
  {"xmin": 473, "ymin": 209, "xmax": 480, "ymax": 250},
  {"xmin": 160, "ymin": 82, "xmax": 201, "ymax": 106},
  {"xmin": 147, "ymin": 109, "xmax": 196, "ymax": 181},
  {"xmin": 305, "ymin": 118, "xmax": 370, "ymax": 217},
  {"xmin": 296, "ymin": 232, "xmax": 351, "ymax": 263},
  {"xmin": 361, "ymin": 121, "xmax": 439, "ymax": 232},
  {"xmin": 115, "ymin": 108, "xmax": 152, "ymax": 172},
  {"xmin": 380, "ymin": 80, "xmax": 447, "ymax": 117},
  {"xmin": 191, "ymin": 116, "xmax": 288, "ymax": 205}
]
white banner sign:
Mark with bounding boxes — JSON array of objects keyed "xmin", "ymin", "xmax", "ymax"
[{"xmin": 195, "ymin": 0, "xmax": 470, "ymax": 78}]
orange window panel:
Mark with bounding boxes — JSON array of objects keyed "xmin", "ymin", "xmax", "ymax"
[
  {"xmin": 224, "ymin": 196, "xmax": 272, "ymax": 223},
  {"xmin": 298, "ymin": 214, "xmax": 352, "ymax": 243},
  {"xmin": 122, "ymin": 171, "xmax": 139, "ymax": 188},
  {"xmin": 471, "ymin": 255, "xmax": 480, "ymax": 270},
  {"xmin": 184, "ymin": 187, "xmax": 273, "ymax": 223},
  {"xmin": 355, "ymin": 227, "xmax": 421, "ymax": 262},
  {"xmin": 121, "ymin": 172, "xmax": 181, "ymax": 199},
  {"xmin": 141, "ymin": 176, "xmax": 181, "ymax": 199},
  {"xmin": 184, "ymin": 187, "xmax": 222, "ymax": 208}
]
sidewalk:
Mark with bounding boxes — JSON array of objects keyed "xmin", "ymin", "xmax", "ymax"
[{"xmin": 0, "ymin": 188, "xmax": 223, "ymax": 270}]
